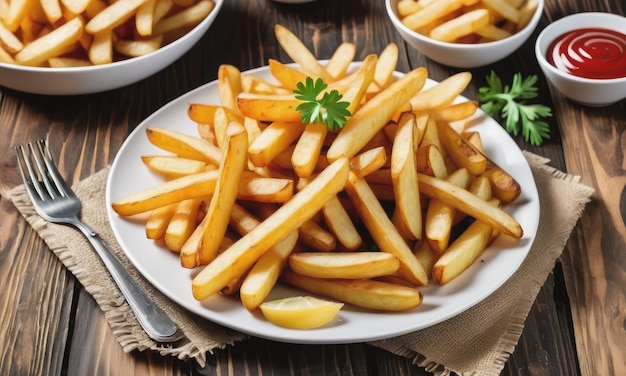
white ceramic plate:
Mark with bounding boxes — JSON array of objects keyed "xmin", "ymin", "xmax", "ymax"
[{"xmin": 106, "ymin": 63, "xmax": 540, "ymax": 344}]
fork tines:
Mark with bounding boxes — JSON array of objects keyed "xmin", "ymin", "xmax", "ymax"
[{"xmin": 16, "ymin": 140, "xmax": 70, "ymax": 202}]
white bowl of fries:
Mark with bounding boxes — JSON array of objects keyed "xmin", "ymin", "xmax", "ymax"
[
  {"xmin": 385, "ymin": 0, "xmax": 543, "ymax": 68},
  {"xmin": 0, "ymin": 0, "xmax": 223, "ymax": 95}
]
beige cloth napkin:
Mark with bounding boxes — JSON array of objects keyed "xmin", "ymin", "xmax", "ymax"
[{"xmin": 6, "ymin": 151, "xmax": 593, "ymax": 374}]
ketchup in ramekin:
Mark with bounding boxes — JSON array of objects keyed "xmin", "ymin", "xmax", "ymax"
[{"xmin": 547, "ymin": 28, "xmax": 626, "ymax": 79}]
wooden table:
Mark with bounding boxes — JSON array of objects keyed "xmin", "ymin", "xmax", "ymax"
[{"xmin": 1, "ymin": 0, "xmax": 624, "ymax": 374}]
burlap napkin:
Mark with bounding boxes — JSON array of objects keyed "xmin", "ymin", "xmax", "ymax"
[{"xmin": 6, "ymin": 151, "xmax": 593, "ymax": 374}]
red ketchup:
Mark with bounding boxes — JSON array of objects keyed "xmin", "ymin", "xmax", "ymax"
[{"xmin": 547, "ymin": 27, "xmax": 626, "ymax": 79}]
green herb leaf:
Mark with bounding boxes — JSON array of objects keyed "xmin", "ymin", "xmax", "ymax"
[
  {"xmin": 478, "ymin": 71, "xmax": 552, "ymax": 146},
  {"xmin": 293, "ymin": 77, "xmax": 351, "ymax": 131}
]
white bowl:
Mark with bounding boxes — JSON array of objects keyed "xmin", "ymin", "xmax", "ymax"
[
  {"xmin": 0, "ymin": 0, "xmax": 223, "ymax": 96},
  {"xmin": 385, "ymin": 0, "xmax": 544, "ymax": 68},
  {"xmin": 535, "ymin": 12, "xmax": 626, "ymax": 107}
]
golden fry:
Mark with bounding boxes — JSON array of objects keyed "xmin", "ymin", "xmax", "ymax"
[
  {"xmin": 289, "ymin": 252, "xmax": 401, "ymax": 279},
  {"xmin": 282, "ymin": 270, "xmax": 423, "ymax": 311},
  {"xmin": 198, "ymin": 122, "xmax": 248, "ymax": 264}
]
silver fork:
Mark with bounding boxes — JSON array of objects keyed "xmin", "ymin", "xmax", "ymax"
[{"xmin": 16, "ymin": 140, "xmax": 183, "ymax": 343}]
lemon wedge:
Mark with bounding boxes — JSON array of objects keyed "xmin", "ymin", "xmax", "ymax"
[{"xmin": 259, "ymin": 296, "xmax": 343, "ymax": 329}]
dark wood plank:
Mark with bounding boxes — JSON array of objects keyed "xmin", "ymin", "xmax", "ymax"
[
  {"xmin": 0, "ymin": 205, "xmax": 74, "ymax": 376},
  {"xmin": 540, "ymin": 0, "xmax": 626, "ymax": 374}
]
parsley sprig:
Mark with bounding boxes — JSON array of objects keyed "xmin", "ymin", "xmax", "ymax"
[
  {"xmin": 293, "ymin": 77, "xmax": 351, "ymax": 131},
  {"xmin": 478, "ymin": 71, "xmax": 552, "ymax": 146}
]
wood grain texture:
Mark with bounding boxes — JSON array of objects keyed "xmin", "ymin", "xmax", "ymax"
[
  {"xmin": 540, "ymin": 1, "xmax": 626, "ymax": 374},
  {"xmin": 1, "ymin": 0, "xmax": 623, "ymax": 375}
]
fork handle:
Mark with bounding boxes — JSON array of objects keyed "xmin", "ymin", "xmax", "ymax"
[{"xmin": 71, "ymin": 218, "xmax": 182, "ymax": 342}]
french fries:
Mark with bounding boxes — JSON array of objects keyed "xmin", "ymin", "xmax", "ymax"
[
  {"xmin": 398, "ymin": 0, "xmax": 537, "ymax": 44},
  {"xmin": 1, "ymin": 0, "xmax": 216, "ymax": 67},
  {"xmin": 110, "ymin": 24, "xmax": 526, "ymax": 323}
]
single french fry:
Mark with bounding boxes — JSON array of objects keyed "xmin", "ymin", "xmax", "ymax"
[
  {"xmin": 344, "ymin": 171, "xmax": 428, "ymax": 286},
  {"xmin": 240, "ymin": 230, "xmax": 299, "ymax": 310},
  {"xmin": 39, "ymin": 0, "xmax": 63, "ymax": 25},
  {"xmin": 86, "ymin": 0, "xmax": 147, "ymax": 35},
  {"xmin": 152, "ymin": 0, "xmax": 215, "ymax": 35},
  {"xmin": 428, "ymin": 101, "xmax": 478, "ymax": 122},
  {"xmin": 419, "ymin": 117, "xmax": 446, "ymax": 157},
  {"xmin": 481, "ymin": 160, "xmax": 522, "ymax": 203},
  {"xmin": 268, "ymin": 58, "xmax": 310, "ymax": 91},
  {"xmin": 165, "ymin": 198, "xmax": 202, "ymax": 252},
  {"xmin": 342, "ymin": 54, "xmax": 378, "ymax": 115},
  {"xmin": 274, "ymin": 24, "xmax": 333, "ymax": 82},
  {"xmin": 327, "ymin": 67, "xmax": 428, "ymax": 161},
  {"xmin": 88, "ymin": 29, "xmax": 113, "ymax": 65},
  {"xmin": 111, "ymin": 170, "xmax": 218, "ymax": 215},
  {"xmin": 153, "ymin": 0, "xmax": 174, "ymax": 24},
  {"xmin": 413, "ymin": 240, "xmax": 438, "ymax": 279},
  {"xmin": 321, "ymin": 196, "xmax": 363, "ymax": 250},
  {"xmin": 517, "ymin": 0, "xmax": 539, "ymax": 31},
  {"xmin": 145, "ymin": 203, "xmax": 178, "ymax": 240},
  {"xmin": 373, "ymin": 43, "xmax": 398, "ymax": 89},
  {"xmin": 146, "ymin": 127, "xmax": 223, "ymax": 165},
  {"xmin": 141, "ymin": 155, "xmax": 208, "ymax": 177},
  {"xmin": 397, "ymin": 0, "xmax": 422, "ymax": 17},
  {"xmin": 350, "ymin": 146, "xmax": 387, "ymax": 177},
  {"xmin": 289, "ymin": 252, "xmax": 401, "ymax": 279},
  {"xmin": 191, "ymin": 157, "xmax": 350, "ymax": 300},
  {"xmin": 236, "ymin": 92, "xmax": 302, "ymax": 123},
  {"xmin": 136, "ymin": 0, "xmax": 156, "ymax": 36},
  {"xmin": 198, "ymin": 123, "xmax": 249, "ymax": 264},
  {"xmin": 248, "ymin": 121, "xmax": 305, "ymax": 167},
  {"xmin": 211, "ymin": 107, "xmax": 229, "ymax": 150},
  {"xmin": 188, "ymin": 103, "xmax": 220, "ymax": 125},
  {"xmin": 439, "ymin": 121, "xmax": 487, "ymax": 175},
  {"xmin": 476, "ymin": 23, "xmax": 512, "ymax": 41},
  {"xmin": 403, "ymin": 72, "xmax": 472, "ymax": 113},
  {"xmin": 282, "ymin": 270, "xmax": 423, "ymax": 311},
  {"xmin": 325, "ymin": 42, "xmax": 356, "ymax": 80},
  {"xmin": 114, "ymin": 34, "xmax": 163, "ymax": 57},
  {"xmin": 291, "ymin": 122, "xmax": 327, "ymax": 178},
  {"xmin": 0, "ymin": 20, "xmax": 24, "ymax": 53},
  {"xmin": 391, "ymin": 112, "xmax": 422, "ymax": 240},
  {"xmin": 430, "ymin": 9, "xmax": 490, "ymax": 42},
  {"xmin": 481, "ymin": 0, "xmax": 521, "ymax": 23},
  {"xmin": 416, "ymin": 144, "xmax": 448, "ymax": 178},
  {"xmin": 3, "ymin": 0, "xmax": 29, "ymax": 31},
  {"xmin": 61, "ymin": 0, "xmax": 91, "ymax": 14},
  {"xmin": 241, "ymin": 74, "xmax": 285, "ymax": 95},
  {"xmin": 111, "ymin": 171, "xmax": 293, "ymax": 216},
  {"xmin": 417, "ymin": 173, "xmax": 523, "ymax": 238},
  {"xmin": 298, "ymin": 219, "xmax": 337, "ymax": 252},
  {"xmin": 218, "ymin": 64, "xmax": 243, "ymax": 115},
  {"xmin": 401, "ymin": 0, "xmax": 464, "ymax": 31},
  {"xmin": 15, "ymin": 17, "xmax": 84, "ymax": 66}
]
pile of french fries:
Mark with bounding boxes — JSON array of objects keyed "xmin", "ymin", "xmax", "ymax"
[
  {"xmin": 0, "ymin": 0, "xmax": 215, "ymax": 66},
  {"xmin": 397, "ymin": 0, "xmax": 539, "ymax": 43},
  {"xmin": 111, "ymin": 24, "xmax": 523, "ymax": 316}
]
